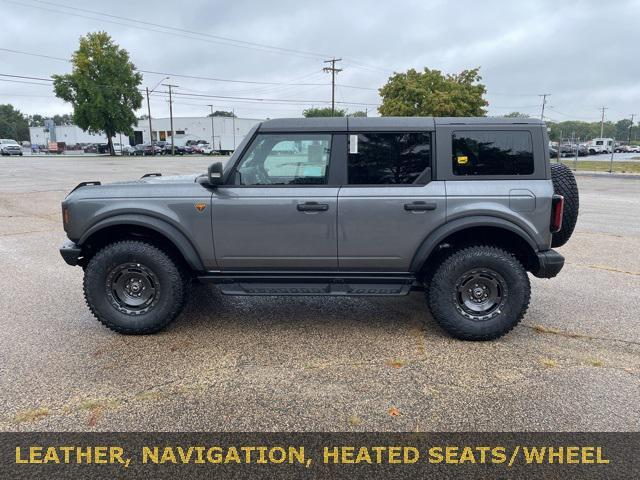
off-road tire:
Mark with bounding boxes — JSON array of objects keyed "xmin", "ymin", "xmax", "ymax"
[
  {"xmin": 83, "ymin": 240, "xmax": 187, "ymax": 334},
  {"xmin": 427, "ymin": 246, "xmax": 531, "ymax": 341},
  {"xmin": 550, "ymin": 163, "xmax": 579, "ymax": 248}
]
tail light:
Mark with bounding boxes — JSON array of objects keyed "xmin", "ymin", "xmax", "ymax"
[
  {"xmin": 550, "ymin": 194, "xmax": 564, "ymax": 233},
  {"xmin": 62, "ymin": 206, "xmax": 70, "ymax": 225}
]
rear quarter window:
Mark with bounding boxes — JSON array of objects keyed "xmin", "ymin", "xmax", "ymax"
[{"xmin": 452, "ymin": 130, "xmax": 534, "ymax": 176}]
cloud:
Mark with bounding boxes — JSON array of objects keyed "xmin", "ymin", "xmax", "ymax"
[{"xmin": 0, "ymin": 0, "xmax": 638, "ymax": 122}]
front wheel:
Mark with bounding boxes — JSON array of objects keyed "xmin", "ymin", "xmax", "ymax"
[
  {"xmin": 83, "ymin": 240, "xmax": 187, "ymax": 334},
  {"xmin": 427, "ymin": 246, "xmax": 531, "ymax": 341}
]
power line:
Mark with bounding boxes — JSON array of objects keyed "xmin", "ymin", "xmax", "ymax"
[
  {"xmin": 0, "ymin": 48, "xmax": 379, "ymax": 93},
  {"xmin": 0, "ymin": 73, "xmax": 379, "ymax": 107},
  {"xmin": 5, "ymin": 0, "xmax": 390, "ymax": 74}
]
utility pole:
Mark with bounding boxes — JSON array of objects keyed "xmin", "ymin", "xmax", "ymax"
[
  {"xmin": 146, "ymin": 87, "xmax": 153, "ymax": 145},
  {"xmin": 599, "ymin": 106, "xmax": 607, "ymax": 138},
  {"xmin": 629, "ymin": 113, "xmax": 636, "ymax": 144},
  {"xmin": 207, "ymin": 105, "xmax": 216, "ymax": 151},
  {"xmin": 232, "ymin": 108, "xmax": 236, "ymax": 150},
  {"xmin": 538, "ymin": 93, "xmax": 550, "ymax": 120},
  {"xmin": 145, "ymin": 77, "xmax": 169, "ymax": 145},
  {"xmin": 163, "ymin": 83, "xmax": 178, "ymax": 155},
  {"xmin": 323, "ymin": 58, "xmax": 342, "ymax": 116}
]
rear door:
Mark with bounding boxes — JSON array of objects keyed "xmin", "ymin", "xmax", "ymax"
[
  {"xmin": 211, "ymin": 132, "xmax": 341, "ymax": 270},
  {"xmin": 337, "ymin": 129, "xmax": 446, "ymax": 271}
]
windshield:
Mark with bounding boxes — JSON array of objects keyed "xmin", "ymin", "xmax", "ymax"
[{"xmin": 1, "ymin": 139, "xmax": 18, "ymax": 145}]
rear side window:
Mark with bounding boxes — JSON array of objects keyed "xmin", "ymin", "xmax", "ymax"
[
  {"xmin": 348, "ymin": 132, "xmax": 431, "ymax": 185},
  {"xmin": 452, "ymin": 131, "xmax": 534, "ymax": 176}
]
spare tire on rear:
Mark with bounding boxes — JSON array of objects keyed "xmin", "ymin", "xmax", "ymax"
[{"xmin": 550, "ymin": 163, "xmax": 579, "ymax": 248}]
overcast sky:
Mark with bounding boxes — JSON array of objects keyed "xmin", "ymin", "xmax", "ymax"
[{"xmin": 1, "ymin": 0, "xmax": 638, "ymax": 122}]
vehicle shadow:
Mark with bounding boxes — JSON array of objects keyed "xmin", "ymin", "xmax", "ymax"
[{"xmin": 171, "ymin": 282, "xmax": 445, "ymax": 340}]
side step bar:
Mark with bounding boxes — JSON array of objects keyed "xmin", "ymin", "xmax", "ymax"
[{"xmin": 197, "ymin": 272, "xmax": 419, "ymax": 296}]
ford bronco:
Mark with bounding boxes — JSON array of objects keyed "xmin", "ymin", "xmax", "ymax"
[{"xmin": 60, "ymin": 117, "xmax": 579, "ymax": 340}]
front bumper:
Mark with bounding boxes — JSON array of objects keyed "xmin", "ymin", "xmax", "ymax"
[
  {"xmin": 2, "ymin": 149, "xmax": 23, "ymax": 155},
  {"xmin": 533, "ymin": 249, "xmax": 565, "ymax": 278},
  {"xmin": 60, "ymin": 240, "xmax": 82, "ymax": 266}
]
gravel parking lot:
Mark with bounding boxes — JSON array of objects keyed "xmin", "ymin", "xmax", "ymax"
[{"xmin": 0, "ymin": 156, "xmax": 638, "ymax": 432}]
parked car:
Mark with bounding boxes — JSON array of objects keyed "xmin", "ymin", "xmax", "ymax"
[
  {"xmin": 162, "ymin": 144, "xmax": 186, "ymax": 155},
  {"xmin": 121, "ymin": 145, "xmax": 136, "ymax": 155},
  {"xmin": 143, "ymin": 144, "xmax": 162, "ymax": 156},
  {"xmin": 133, "ymin": 144, "xmax": 146, "ymax": 156},
  {"xmin": 0, "ymin": 138, "xmax": 23, "ymax": 156},
  {"xmin": 614, "ymin": 145, "xmax": 630, "ymax": 153},
  {"xmin": 60, "ymin": 117, "xmax": 579, "ymax": 341},
  {"xmin": 627, "ymin": 145, "xmax": 640, "ymax": 153},
  {"xmin": 199, "ymin": 145, "xmax": 214, "ymax": 155}
]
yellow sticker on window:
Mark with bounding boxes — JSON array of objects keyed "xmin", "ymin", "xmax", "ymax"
[{"xmin": 457, "ymin": 155, "xmax": 469, "ymax": 165}]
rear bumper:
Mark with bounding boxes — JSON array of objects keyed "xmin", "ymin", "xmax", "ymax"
[
  {"xmin": 60, "ymin": 240, "xmax": 82, "ymax": 266},
  {"xmin": 533, "ymin": 249, "xmax": 565, "ymax": 278}
]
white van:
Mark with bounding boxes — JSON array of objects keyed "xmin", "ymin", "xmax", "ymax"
[{"xmin": 588, "ymin": 138, "xmax": 613, "ymax": 154}]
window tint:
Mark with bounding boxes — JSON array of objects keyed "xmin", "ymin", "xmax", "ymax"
[
  {"xmin": 347, "ymin": 132, "xmax": 431, "ymax": 184},
  {"xmin": 452, "ymin": 131, "xmax": 534, "ymax": 176},
  {"xmin": 234, "ymin": 134, "xmax": 331, "ymax": 185}
]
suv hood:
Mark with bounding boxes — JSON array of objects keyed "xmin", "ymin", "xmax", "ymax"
[{"xmin": 65, "ymin": 173, "xmax": 207, "ymax": 201}]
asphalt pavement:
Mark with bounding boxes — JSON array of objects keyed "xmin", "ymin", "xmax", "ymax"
[{"xmin": 0, "ymin": 156, "xmax": 638, "ymax": 432}]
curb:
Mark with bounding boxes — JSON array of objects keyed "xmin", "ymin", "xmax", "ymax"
[{"xmin": 572, "ymin": 171, "xmax": 640, "ymax": 179}]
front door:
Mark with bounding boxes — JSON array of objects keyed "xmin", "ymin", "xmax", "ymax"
[{"xmin": 211, "ymin": 132, "xmax": 339, "ymax": 270}]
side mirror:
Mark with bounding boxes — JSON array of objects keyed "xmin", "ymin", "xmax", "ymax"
[{"xmin": 207, "ymin": 162, "xmax": 224, "ymax": 186}]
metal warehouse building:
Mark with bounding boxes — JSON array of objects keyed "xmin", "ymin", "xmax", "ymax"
[{"xmin": 29, "ymin": 116, "xmax": 263, "ymax": 151}]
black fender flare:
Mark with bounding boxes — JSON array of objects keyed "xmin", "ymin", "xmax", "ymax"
[
  {"xmin": 78, "ymin": 213, "xmax": 205, "ymax": 271},
  {"xmin": 409, "ymin": 216, "xmax": 539, "ymax": 272}
]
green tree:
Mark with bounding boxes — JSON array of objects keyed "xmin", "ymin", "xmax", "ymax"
[
  {"xmin": 378, "ymin": 67, "xmax": 488, "ymax": 117},
  {"xmin": 53, "ymin": 32, "xmax": 143, "ymax": 155},
  {"xmin": 52, "ymin": 113, "xmax": 74, "ymax": 125},
  {"xmin": 546, "ymin": 121, "xmax": 616, "ymax": 142},
  {"xmin": 503, "ymin": 111, "xmax": 530, "ymax": 118},
  {"xmin": 0, "ymin": 104, "xmax": 29, "ymax": 140},
  {"xmin": 615, "ymin": 119, "xmax": 633, "ymax": 142},
  {"xmin": 303, "ymin": 107, "xmax": 346, "ymax": 117},
  {"xmin": 208, "ymin": 110, "xmax": 236, "ymax": 117},
  {"xmin": 348, "ymin": 110, "xmax": 368, "ymax": 117},
  {"xmin": 28, "ymin": 114, "xmax": 46, "ymax": 127}
]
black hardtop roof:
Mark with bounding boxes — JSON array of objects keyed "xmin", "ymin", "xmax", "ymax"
[{"xmin": 258, "ymin": 116, "xmax": 544, "ymax": 132}]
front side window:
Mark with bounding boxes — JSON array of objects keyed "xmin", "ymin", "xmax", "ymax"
[
  {"xmin": 348, "ymin": 132, "xmax": 431, "ymax": 185},
  {"xmin": 234, "ymin": 134, "xmax": 331, "ymax": 185},
  {"xmin": 452, "ymin": 131, "xmax": 534, "ymax": 176}
]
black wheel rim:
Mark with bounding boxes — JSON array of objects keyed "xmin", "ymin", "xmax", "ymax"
[
  {"xmin": 454, "ymin": 268, "xmax": 508, "ymax": 321},
  {"xmin": 106, "ymin": 262, "xmax": 160, "ymax": 315}
]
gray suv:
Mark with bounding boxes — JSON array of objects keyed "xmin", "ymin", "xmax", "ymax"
[{"xmin": 60, "ymin": 117, "xmax": 578, "ymax": 340}]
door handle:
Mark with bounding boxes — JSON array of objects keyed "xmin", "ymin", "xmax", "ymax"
[
  {"xmin": 297, "ymin": 202, "xmax": 329, "ymax": 212},
  {"xmin": 404, "ymin": 201, "xmax": 437, "ymax": 211}
]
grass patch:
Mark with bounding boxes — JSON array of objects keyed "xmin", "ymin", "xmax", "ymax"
[
  {"xmin": 15, "ymin": 407, "xmax": 50, "ymax": 423},
  {"xmin": 348, "ymin": 415, "xmax": 363, "ymax": 426},
  {"xmin": 586, "ymin": 358, "xmax": 604, "ymax": 367},
  {"xmin": 540, "ymin": 358, "xmax": 558, "ymax": 369},
  {"xmin": 386, "ymin": 358, "xmax": 406, "ymax": 369},
  {"xmin": 78, "ymin": 399, "xmax": 120, "ymax": 411},
  {"xmin": 559, "ymin": 160, "xmax": 640, "ymax": 173}
]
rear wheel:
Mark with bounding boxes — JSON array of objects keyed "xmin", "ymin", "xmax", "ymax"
[
  {"xmin": 427, "ymin": 246, "xmax": 531, "ymax": 341},
  {"xmin": 83, "ymin": 240, "xmax": 187, "ymax": 334}
]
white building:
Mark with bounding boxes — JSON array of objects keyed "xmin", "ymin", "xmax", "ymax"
[
  {"xmin": 132, "ymin": 116, "xmax": 262, "ymax": 151},
  {"xmin": 29, "ymin": 116, "xmax": 263, "ymax": 152}
]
